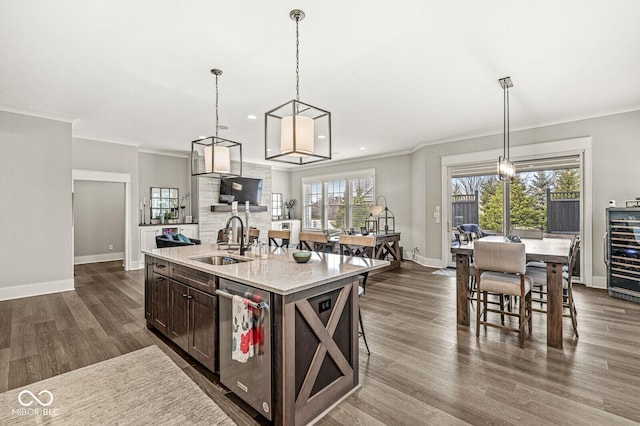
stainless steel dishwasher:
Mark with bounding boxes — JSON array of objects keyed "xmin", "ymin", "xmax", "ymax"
[{"xmin": 217, "ymin": 278, "xmax": 272, "ymax": 420}]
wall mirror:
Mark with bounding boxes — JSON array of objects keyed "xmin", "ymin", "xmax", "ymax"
[
  {"xmin": 272, "ymin": 193, "xmax": 283, "ymax": 220},
  {"xmin": 151, "ymin": 187, "xmax": 179, "ymax": 219}
]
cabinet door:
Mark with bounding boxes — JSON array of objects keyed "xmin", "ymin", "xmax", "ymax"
[
  {"xmin": 188, "ymin": 288, "xmax": 216, "ymax": 372},
  {"xmin": 152, "ymin": 274, "xmax": 170, "ymax": 335},
  {"xmin": 179, "ymin": 225, "xmax": 198, "ymax": 239},
  {"xmin": 140, "ymin": 226, "xmax": 161, "ymax": 262},
  {"xmin": 168, "ymin": 280, "xmax": 189, "ymax": 350},
  {"xmin": 144, "ymin": 258, "xmax": 154, "ymax": 323}
]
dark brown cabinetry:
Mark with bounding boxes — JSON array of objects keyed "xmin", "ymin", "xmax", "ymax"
[{"xmin": 146, "ymin": 255, "xmax": 216, "ymax": 372}]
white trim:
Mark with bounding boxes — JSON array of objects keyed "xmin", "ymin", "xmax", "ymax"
[
  {"xmin": 74, "ymin": 252, "xmax": 124, "ymax": 265},
  {"xmin": 138, "ymin": 147, "xmax": 190, "ymax": 158},
  {"xmin": 72, "ymin": 169, "xmax": 132, "ymax": 272},
  {"xmin": 73, "ymin": 133, "xmax": 141, "ymax": 147},
  {"xmin": 412, "ymin": 256, "xmax": 444, "ymax": 268},
  {"xmin": 301, "ymin": 168, "xmax": 375, "ymax": 184},
  {"xmin": 440, "ymin": 137, "xmax": 593, "ymax": 286},
  {"xmin": 0, "ymin": 279, "xmax": 74, "ymax": 301},
  {"xmin": 591, "ymin": 275, "xmax": 607, "ymax": 290},
  {"xmin": 0, "ymin": 103, "xmax": 77, "ymax": 123}
]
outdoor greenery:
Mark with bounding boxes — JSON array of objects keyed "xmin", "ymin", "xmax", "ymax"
[
  {"xmin": 334, "ymin": 180, "xmax": 374, "ymax": 229},
  {"xmin": 453, "ymin": 168, "xmax": 580, "ymax": 233}
]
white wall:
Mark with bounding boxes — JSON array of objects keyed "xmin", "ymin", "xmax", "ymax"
[
  {"xmin": 139, "ymin": 152, "xmax": 191, "ymax": 220},
  {"xmin": 74, "ymin": 180, "xmax": 125, "ymax": 263},
  {"xmin": 0, "ymin": 111, "xmax": 73, "ymax": 299}
]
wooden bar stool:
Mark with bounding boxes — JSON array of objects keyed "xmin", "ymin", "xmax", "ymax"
[
  {"xmin": 339, "ymin": 234, "xmax": 376, "ymax": 355},
  {"xmin": 247, "ymin": 228, "xmax": 260, "ymax": 245},
  {"xmin": 298, "ymin": 231, "xmax": 329, "ymax": 252},
  {"xmin": 268, "ymin": 229, "xmax": 290, "ymax": 248}
]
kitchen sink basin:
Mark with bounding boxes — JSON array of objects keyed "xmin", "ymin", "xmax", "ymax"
[{"xmin": 190, "ymin": 255, "xmax": 252, "ymax": 265}]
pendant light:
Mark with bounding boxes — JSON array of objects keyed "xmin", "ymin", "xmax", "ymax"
[
  {"xmin": 265, "ymin": 9, "xmax": 331, "ymax": 165},
  {"xmin": 191, "ymin": 68, "xmax": 242, "ymax": 177},
  {"xmin": 497, "ymin": 76, "xmax": 515, "ymax": 181}
]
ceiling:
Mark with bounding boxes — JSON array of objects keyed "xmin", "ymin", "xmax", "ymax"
[{"xmin": 2, "ymin": 1, "xmax": 640, "ymax": 167}]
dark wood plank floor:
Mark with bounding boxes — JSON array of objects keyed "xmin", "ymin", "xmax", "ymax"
[{"xmin": 2, "ymin": 261, "xmax": 639, "ymax": 425}]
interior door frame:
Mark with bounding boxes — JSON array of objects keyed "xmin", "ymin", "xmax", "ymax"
[
  {"xmin": 72, "ymin": 169, "xmax": 132, "ymax": 271},
  {"xmin": 440, "ymin": 137, "xmax": 593, "ymax": 286}
]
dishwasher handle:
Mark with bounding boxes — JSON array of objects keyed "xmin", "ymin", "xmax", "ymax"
[{"xmin": 215, "ymin": 289, "xmax": 268, "ymax": 310}]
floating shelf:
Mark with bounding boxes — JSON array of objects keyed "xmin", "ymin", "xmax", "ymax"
[{"xmin": 211, "ymin": 205, "xmax": 268, "ymax": 213}]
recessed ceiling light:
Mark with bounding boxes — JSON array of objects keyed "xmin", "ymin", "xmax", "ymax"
[
  {"xmin": 247, "ymin": 114, "xmax": 257, "ymax": 120},
  {"xmin": 198, "ymin": 135, "xmax": 207, "ymax": 140},
  {"xmin": 267, "ymin": 148, "xmax": 272, "ymax": 152},
  {"xmin": 360, "ymin": 147, "xmax": 366, "ymax": 150},
  {"xmin": 317, "ymin": 135, "xmax": 326, "ymax": 139}
]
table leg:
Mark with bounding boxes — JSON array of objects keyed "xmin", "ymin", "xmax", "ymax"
[
  {"xmin": 456, "ymin": 254, "xmax": 470, "ymax": 326},
  {"xmin": 546, "ymin": 262, "xmax": 563, "ymax": 349}
]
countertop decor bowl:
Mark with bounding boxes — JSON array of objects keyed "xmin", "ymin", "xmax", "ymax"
[{"xmin": 292, "ymin": 251, "xmax": 312, "ymax": 263}]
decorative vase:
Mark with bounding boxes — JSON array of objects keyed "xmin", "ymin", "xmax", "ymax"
[{"xmin": 287, "ymin": 209, "xmax": 291, "ymax": 220}]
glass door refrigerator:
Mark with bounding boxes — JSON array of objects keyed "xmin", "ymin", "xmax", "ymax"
[{"xmin": 606, "ymin": 207, "xmax": 640, "ymax": 303}]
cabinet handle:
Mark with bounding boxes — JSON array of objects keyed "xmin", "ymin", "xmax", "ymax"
[
  {"xmin": 187, "ymin": 295, "xmax": 193, "ymax": 299},
  {"xmin": 156, "ymin": 264, "xmax": 166, "ymax": 269},
  {"xmin": 182, "ymin": 293, "xmax": 188, "ymax": 298},
  {"xmin": 157, "ymin": 277, "xmax": 165, "ymax": 281}
]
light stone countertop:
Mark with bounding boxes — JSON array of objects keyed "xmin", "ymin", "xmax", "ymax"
[{"xmin": 143, "ymin": 244, "xmax": 390, "ymax": 295}]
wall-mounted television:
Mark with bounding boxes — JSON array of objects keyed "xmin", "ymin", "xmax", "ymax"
[{"xmin": 219, "ymin": 177, "xmax": 263, "ymax": 205}]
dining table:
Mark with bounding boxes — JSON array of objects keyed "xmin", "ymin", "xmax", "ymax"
[
  {"xmin": 451, "ymin": 235, "xmax": 571, "ymax": 349},
  {"xmin": 329, "ymin": 232, "xmax": 402, "ymax": 268}
]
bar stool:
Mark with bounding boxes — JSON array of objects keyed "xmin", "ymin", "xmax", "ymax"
[
  {"xmin": 247, "ymin": 228, "xmax": 260, "ymax": 245},
  {"xmin": 268, "ymin": 229, "xmax": 290, "ymax": 248},
  {"xmin": 339, "ymin": 234, "xmax": 376, "ymax": 355}
]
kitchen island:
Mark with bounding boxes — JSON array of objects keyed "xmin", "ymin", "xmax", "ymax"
[{"xmin": 143, "ymin": 244, "xmax": 389, "ymax": 425}]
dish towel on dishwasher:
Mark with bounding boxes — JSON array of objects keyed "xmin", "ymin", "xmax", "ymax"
[{"xmin": 232, "ymin": 295, "xmax": 254, "ymax": 363}]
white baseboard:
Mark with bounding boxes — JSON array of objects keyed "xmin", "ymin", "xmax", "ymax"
[
  {"xmin": 74, "ymin": 252, "xmax": 124, "ymax": 265},
  {"xmin": 0, "ymin": 278, "xmax": 74, "ymax": 301},
  {"xmin": 411, "ymin": 255, "xmax": 444, "ymax": 268}
]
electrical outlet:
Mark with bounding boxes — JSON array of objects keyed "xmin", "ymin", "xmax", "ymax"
[{"xmin": 108, "ymin": 244, "xmax": 113, "ymax": 250}]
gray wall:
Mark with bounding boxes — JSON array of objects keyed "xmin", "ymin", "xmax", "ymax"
[
  {"xmin": 72, "ymin": 137, "xmax": 140, "ymax": 265},
  {"xmin": 288, "ymin": 154, "xmax": 414, "ymax": 246},
  {"xmin": 74, "ymin": 181, "xmax": 125, "ymax": 259},
  {"xmin": 139, "ymin": 152, "xmax": 191, "ymax": 220},
  {"xmin": 416, "ymin": 109, "xmax": 640, "ymax": 282},
  {"xmin": 0, "ymin": 111, "xmax": 72, "ymax": 289}
]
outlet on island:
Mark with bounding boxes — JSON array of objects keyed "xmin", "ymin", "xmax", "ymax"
[{"xmin": 108, "ymin": 244, "xmax": 113, "ymax": 251}]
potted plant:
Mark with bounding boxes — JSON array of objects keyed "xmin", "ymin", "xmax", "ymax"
[{"xmin": 284, "ymin": 199, "xmax": 296, "ymax": 220}]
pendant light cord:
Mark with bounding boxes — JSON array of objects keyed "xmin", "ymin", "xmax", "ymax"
[
  {"xmin": 215, "ymin": 73, "xmax": 219, "ymax": 138},
  {"xmin": 295, "ymin": 15, "xmax": 300, "ymax": 102}
]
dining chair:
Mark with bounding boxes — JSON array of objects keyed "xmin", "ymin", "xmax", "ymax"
[
  {"xmin": 474, "ymin": 240, "xmax": 533, "ymax": 348},
  {"xmin": 339, "ymin": 234, "xmax": 376, "ymax": 355},
  {"xmin": 298, "ymin": 231, "xmax": 329, "ymax": 252},
  {"xmin": 525, "ymin": 237, "xmax": 580, "ymax": 337},
  {"xmin": 267, "ymin": 229, "xmax": 290, "ymax": 248},
  {"xmin": 248, "ymin": 228, "xmax": 260, "ymax": 245}
]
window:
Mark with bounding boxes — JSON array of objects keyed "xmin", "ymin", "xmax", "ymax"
[
  {"xmin": 271, "ymin": 193, "xmax": 283, "ymax": 220},
  {"xmin": 302, "ymin": 169, "xmax": 375, "ymax": 230},
  {"xmin": 151, "ymin": 187, "xmax": 179, "ymax": 220}
]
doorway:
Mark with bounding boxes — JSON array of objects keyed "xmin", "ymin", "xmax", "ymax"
[
  {"xmin": 72, "ymin": 170, "xmax": 132, "ymax": 271},
  {"xmin": 441, "ymin": 137, "xmax": 593, "ymax": 286}
]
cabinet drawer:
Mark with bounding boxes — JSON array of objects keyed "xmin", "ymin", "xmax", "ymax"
[
  {"xmin": 153, "ymin": 259, "xmax": 169, "ymax": 275},
  {"xmin": 170, "ymin": 263, "xmax": 215, "ymax": 294}
]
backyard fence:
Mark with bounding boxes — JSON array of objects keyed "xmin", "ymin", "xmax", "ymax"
[
  {"xmin": 452, "ymin": 191, "xmax": 478, "ymax": 227},
  {"xmin": 547, "ymin": 188, "xmax": 580, "ymax": 234}
]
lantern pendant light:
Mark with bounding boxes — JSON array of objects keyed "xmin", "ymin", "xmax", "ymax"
[
  {"xmin": 497, "ymin": 76, "xmax": 515, "ymax": 181},
  {"xmin": 191, "ymin": 68, "xmax": 242, "ymax": 178},
  {"xmin": 264, "ymin": 9, "xmax": 332, "ymax": 165}
]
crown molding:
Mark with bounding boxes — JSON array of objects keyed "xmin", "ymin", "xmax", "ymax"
[{"xmin": 0, "ymin": 103, "xmax": 77, "ymax": 123}]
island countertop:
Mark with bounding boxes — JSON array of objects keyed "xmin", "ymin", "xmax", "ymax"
[{"xmin": 143, "ymin": 244, "xmax": 389, "ymax": 295}]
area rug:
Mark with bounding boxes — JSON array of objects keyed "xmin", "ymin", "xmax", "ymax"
[
  {"xmin": 0, "ymin": 345, "xmax": 236, "ymax": 425},
  {"xmin": 432, "ymin": 268, "xmax": 457, "ymax": 277}
]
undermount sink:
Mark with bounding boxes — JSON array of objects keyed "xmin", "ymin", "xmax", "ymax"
[{"xmin": 190, "ymin": 255, "xmax": 252, "ymax": 265}]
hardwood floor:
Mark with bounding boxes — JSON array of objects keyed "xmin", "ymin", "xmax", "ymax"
[{"xmin": 2, "ymin": 260, "xmax": 640, "ymax": 425}]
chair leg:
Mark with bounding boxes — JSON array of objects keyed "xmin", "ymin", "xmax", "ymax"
[
  {"xmin": 358, "ymin": 307, "xmax": 370, "ymax": 355},
  {"xmin": 518, "ymin": 294, "xmax": 525, "ymax": 348},
  {"xmin": 499, "ymin": 294, "xmax": 505, "ymax": 325},
  {"xmin": 527, "ymin": 291, "xmax": 533, "ymax": 339},
  {"xmin": 476, "ymin": 285, "xmax": 482, "ymax": 337},
  {"xmin": 567, "ymin": 288, "xmax": 579, "ymax": 338},
  {"xmin": 483, "ymin": 291, "xmax": 488, "ymax": 322}
]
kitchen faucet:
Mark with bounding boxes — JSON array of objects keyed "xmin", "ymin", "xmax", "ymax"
[{"xmin": 225, "ymin": 215, "xmax": 245, "ymax": 256}]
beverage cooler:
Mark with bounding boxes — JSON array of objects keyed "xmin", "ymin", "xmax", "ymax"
[{"xmin": 605, "ymin": 207, "xmax": 640, "ymax": 303}]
